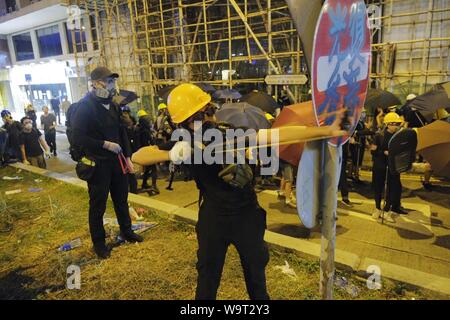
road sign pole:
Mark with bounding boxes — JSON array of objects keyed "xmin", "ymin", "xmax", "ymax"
[{"xmin": 319, "ymin": 142, "xmax": 342, "ymax": 299}]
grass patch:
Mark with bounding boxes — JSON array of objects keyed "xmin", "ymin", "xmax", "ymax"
[{"xmin": 0, "ymin": 166, "xmax": 441, "ymax": 300}]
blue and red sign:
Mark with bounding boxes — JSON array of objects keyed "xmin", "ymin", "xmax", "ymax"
[{"xmin": 312, "ymin": 0, "xmax": 371, "ymax": 146}]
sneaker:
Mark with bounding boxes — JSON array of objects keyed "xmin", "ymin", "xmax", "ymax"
[
  {"xmin": 120, "ymin": 231, "xmax": 144, "ymax": 243},
  {"xmin": 422, "ymin": 182, "xmax": 433, "ymax": 191},
  {"xmin": 392, "ymin": 207, "xmax": 408, "ymax": 215},
  {"xmin": 93, "ymin": 243, "xmax": 111, "ymax": 259},
  {"xmin": 341, "ymin": 199, "xmax": 353, "ymax": 208},
  {"xmin": 53, "ymin": 151, "xmax": 57, "ymax": 157},
  {"xmin": 383, "ymin": 211, "xmax": 396, "ymax": 223},
  {"xmin": 372, "ymin": 209, "xmax": 381, "ymax": 220},
  {"xmin": 151, "ymin": 185, "xmax": 160, "ymax": 195}
]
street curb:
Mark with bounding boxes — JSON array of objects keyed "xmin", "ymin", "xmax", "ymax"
[{"xmin": 6, "ymin": 162, "xmax": 450, "ymax": 298}]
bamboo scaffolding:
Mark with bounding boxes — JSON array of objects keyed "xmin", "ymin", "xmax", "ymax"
[{"xmin": 69, "ymin": 0, "xmax": 450, "ymax": 116}]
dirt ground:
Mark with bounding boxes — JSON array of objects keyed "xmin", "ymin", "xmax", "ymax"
[{"xmin": 0, "ymin": 166, "xmax": 442, "ymax": 300}]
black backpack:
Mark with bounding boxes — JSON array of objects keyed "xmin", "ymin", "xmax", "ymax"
[
  {"xmin": 66, "ymin": 98, "xmax": 96, "ymax": 162},
  {"xmin": 65, "ymin": 102, "xmax": 83, "ymax": 162}
]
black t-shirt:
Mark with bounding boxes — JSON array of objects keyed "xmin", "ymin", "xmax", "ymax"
[
  {"xmin": 372, "ymin": 129, "xmax": 394, "ymax": 169},
  {"xmin": 3, "ymin": 121, "xmax": 22, "ymax": 148},
  {"xmin": 186, "ymin": 123, "xmax": 258, "ymax": 214},
  {"xmin": 20, "ymin": 129, "xmax": 43, "ymax": 157},
  {"xmin": 40, "ymin": 113, "xmax": 56, "ymax": 133}
]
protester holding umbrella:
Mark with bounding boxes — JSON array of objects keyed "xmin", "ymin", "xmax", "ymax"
[{"xmin": 132, "ymin": 83, "xmax": 346, "ymax": 300}]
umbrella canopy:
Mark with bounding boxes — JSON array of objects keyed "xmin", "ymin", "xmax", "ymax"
[
  {"xmin": 117, "ymin": 89, "xmax": 138, "ymax": 106},
  {"xmin": 271, "ymin": 101, "xmax": 318, "ymax": 166},
  {"xmin": 407, "ymin": 82, "xmax": 450, "ymax": 122},
  {"xmin": 365, "ymin": 89, "xmax": 401, "ymax": 116},
  {"xmin": 416, "ymin": 120, "xmax": 450, "ymax": 179},
  {"xmin": 157, "ymin": 85, "xmax": 177, "ymax": 102},
  {"xmin": 213, "ymin": 88, "xmax": 242, "ymax": 100},
  {"xmin": 215, "ymin": 102, "xmax": 271, "ymax": 130},
  {"xmin": 196, "ymin": 83, "xmax": 217, "ymax": 93},
  {"xmin": 241, "ymin": 91, "xmax": 279, "ymax": 114}
]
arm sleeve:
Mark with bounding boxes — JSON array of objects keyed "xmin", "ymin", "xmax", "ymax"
[{"xmin": 72, "ymin": 103, "xmax": 105, "ymax": 151}]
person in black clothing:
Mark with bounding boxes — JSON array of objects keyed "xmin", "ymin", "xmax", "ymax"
[
  {"xmin": 338, "ymin": 141, "xmax": 352, "ymax": 207},
  {"xmin": 1, "ymin": 110, "xmax": 23, "ymax": 162},
  {"xmin": 135, "ymin": 110, "xmax": 159, "ymax": 194},
  {"xmin": 50, "ymin": 97, "xmax": 61, "ymax": 125},
  {"xmin": 40, "ymin": 106, "xmax": 57, "ymax": 156},
  {"xmin": 132, "ymin": 84, "xmax": 346, "ymax": 300},
  {"xmin": 370, "ymin": 112, "xmax": 407, "ymax": 223},
  {"xmin": 120, "ymin": 105, "xmax": 138, "ymax": 194},
  {"xmin": 349, "ymin": 113, "xmax": 374, "ymax": 182},
  {"xmin": 25, "ymin": 104, "xmax": 38, "ymax": 130},
  {"xmin": 19, "ymin": 116, "xmax": 50, "ymax": 168},
  {"xmin": 72, "ymin": 66, "xmax": 143, "ymax": 259}
]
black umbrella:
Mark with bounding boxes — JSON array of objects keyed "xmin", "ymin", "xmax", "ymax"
[
  {"xmin": 213, "ymin": 89, "xmax": 242, "ymax": 100},
  {"xmin": 215, "ymin": 102, "xmax": 271, "ymax": 130},
  {"xmin": 365, "ymin": 88, "xmax": 401, "ymax": 116},
  {"xmin": 196, "ymin": 83, "xmax": 217, "ymax": 93},
  {"xmin": 240, "ymin": 91, "xmax": 279, "ymax": 114},
  {"xmin": 407, "ymin": 82, "xmax": 450, "ymax": 122},
  {"xmin": 117, "ymin": 89, "xmax": 138, "ymax": 106},
  {"xmin": 157, "ymin": 85, "xmax": 177, "ymax": 102}
]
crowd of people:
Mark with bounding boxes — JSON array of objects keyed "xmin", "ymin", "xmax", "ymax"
[{"xmin": 0, "ymin": 98, "xmax": 67, "ymax": 169}]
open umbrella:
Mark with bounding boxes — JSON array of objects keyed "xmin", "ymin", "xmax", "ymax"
[
  {"xmin": 117, "ymin": 89, "xmax": 138, "ymax": 106},
  {"xmin": 271, "ymin": 101, "xmax": 318, "ymax": 166},
  {"xmin": 157, "ymin": 85, "xmax": 177, "ymax": 102},
  {"xmin": 213, "ymin": 88, "xmax": 242, "ymax": 100},
  {"xmin": 407, "ymin": 82, "xmax": 450, "ymax": 122},
  {"xmin": 365, "ymin": 88, "xmax": 401, "ymax": 116},
  {"xmin": 215, "ymin": 102, "xmax": 271, "ymax": 130},
  {"xmin": 416, "ymin": 120, "xmax": 450, "ymax": 179},
  {"xmin": 196, "ymin": 83, "xmax": 216, "ymax": 93},
  {"xmin": 241, "ymin": 91, "xmax": 279, "ymax": 114}
]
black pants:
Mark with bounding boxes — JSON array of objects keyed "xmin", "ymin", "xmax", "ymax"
[
  {"xmin": 195, "ymin": 201, "xmax": 270, "ymax": 300},
  {"xmin": 128, "ymin": 173, "xmax": 138, "ymax": 194},
  {"xmin": 372, "ymin": 165, "xmax": 402, "ymax": 211},
  {"xmin": 142, "ymin": 165, "xmax": 157, "ymax": 187},
  {"xmin": 338, "ymin": 157, "xmax": 349, "ymax": 199},
  {"xmin": 87, "ymin": 158, "xmax": 132, "ymax": 245},
  {"xmin": 44, "ymin": 130, "xmax": 56, "ymax": 154}
]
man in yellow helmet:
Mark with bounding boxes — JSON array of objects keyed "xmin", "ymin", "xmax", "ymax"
[
  {"xmin": 132, "ymin": 83, "xmax": 346, "ymax": 299},
  {"xmin": 370, "ymin": 112, "xmax": 406, "ymax": 222}
]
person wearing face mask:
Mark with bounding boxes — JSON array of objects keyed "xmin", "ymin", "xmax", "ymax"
[
  {"xmin": 40, "ymin": 106, "xmax": 57, "ymax": 156},
  {"xmin": 1, "ymin": 110, "xmax": 23, "ymax": 162},
  {"xmin": 71, "ymin": 66, "xmax": 143, "ymax": 259},
  {"xmin": 132, "ymin": 83, "xmax": 346, "ymax": 300},
  {"xmin": 19, "ymin": 116, "xmax": 51, "ymax": 168},
  {"xmin": 370, "ymin": 112, "xmax": 407, "ymax": 223}
]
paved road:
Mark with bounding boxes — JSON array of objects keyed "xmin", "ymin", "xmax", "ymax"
[{"xmin": 42, "ymin": 133, "xmax": 450, "ymax": 279}]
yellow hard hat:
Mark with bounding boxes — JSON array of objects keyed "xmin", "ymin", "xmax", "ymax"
[
  {"xmin": 167, "ymin": 84, "xmax": 211, "ymax": 124},
  {"xmin": 158, "ymin": 103, "xmax": 167, "ymax": 111},
  {"xmin": 137, "ymin": 109, "xmax": 148, "ymax": 118},
  {"xmin": 265, "ymin": 113, "xmax": 274, "ymax": 121},
  {"xmin": 436, "ymin": 108, "xmax": 449, "ymax": 120},
  {"xmin": 384, "ymin": 112, "xmax": 402, "ymax": 124}
]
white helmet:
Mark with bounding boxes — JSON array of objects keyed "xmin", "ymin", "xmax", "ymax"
[{"xmin": 406, "ymin": 93, "xmax": 416, "ymax": 101}]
